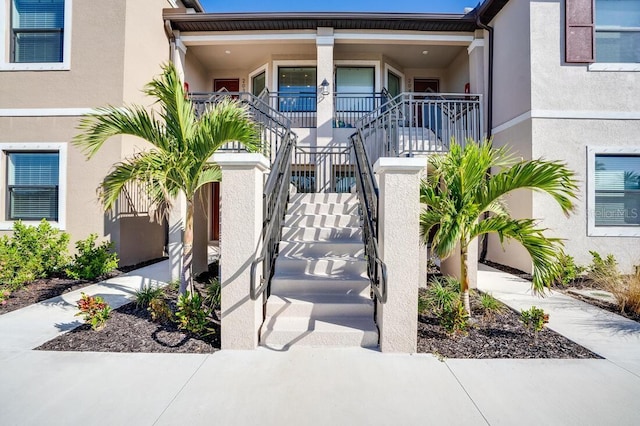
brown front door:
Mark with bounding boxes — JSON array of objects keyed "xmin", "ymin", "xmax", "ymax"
[
  {"xmin": 413, "ymin": 79, "xmax": 440, "ymax": 127},
  {"xmin": 214, "ymin": 79, "xmax": 240, "ymax": 93},
  {"xmin": 210, "ymin": 182, "xmax": 220, "ymax": 241}
]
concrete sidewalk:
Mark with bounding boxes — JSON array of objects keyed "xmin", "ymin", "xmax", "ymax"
[{"xmin": 0, "ymin": 262, "xmax": 639, "ymax": 425}]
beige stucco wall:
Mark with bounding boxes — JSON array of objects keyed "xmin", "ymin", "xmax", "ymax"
[
  {"xmin": 490, "ymin": 0, "xmax": 532, "ymax": 127},
  {"xmin": 444, "ymin": 49, "xmax": 469, "ymax": 93},
  {"xmin": 0, "ymin": 0, "xmax": 127, "ymax": 108},
  {"xmin": 0, "ymin": 0, "xmax": 172, "ymax": 266},
  {"xmin": 487, "ymin": 118, "xmax": 534, "ymax": 273}
]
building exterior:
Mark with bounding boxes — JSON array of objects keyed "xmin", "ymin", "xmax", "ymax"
[{"xmin": 1, "ymin": 0, "xmax": 639, "ymax": 277}]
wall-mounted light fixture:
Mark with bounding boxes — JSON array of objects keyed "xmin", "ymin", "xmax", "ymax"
[{"xmin": 320, "ymin": 78, "xmax": 330, "ymax": 96}]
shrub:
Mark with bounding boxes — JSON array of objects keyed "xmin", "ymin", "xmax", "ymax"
[
  {"xmin": 134, "ymin": 285, "xmax": 165, "ymax": 309},
  {"xmin": 0, "ymin": 220, "xmax": 70, "ymax": 289},
  {"xmin": 440, "ymin": 300, "xmax": 469, "ymax": 334},
  {"xmin": 424, "ymin": 276, "xmax": 460, "ymax": 312},
  {"xmin": 148, "ymin": 298, "xmax": 173, "ymax": 323},
  {"xmin": 203, "ymin": 278, "xmax": 221, "ymax": 309},
  {"xmin": 599, "ymin": 270, "xmax": 640, "ymax": 316},
  {"xmin": 75, "ymin": 293, "xmax": 112, "ymax": 330},
  {"xmin": 66, "ymin": 234, "xmax": 119, "ymax": 280},
  {"xmin": 0, "ymin": 289, "xmax": 10, "ymax": 305},
  {"xmin": 554, "ymin": 252, "xmax": 586, "ymax": 286},
  {"xmin": 521, "ymin": 306, "xmax": 549, "ymax": 333},
  {"xmin": 175, "ymin": 292, "xmax": 211, "ymax": 336},
  {"xmin": 587, "ymin": 251, "xmax": 619, "ymax": 284},
  {"xmin": 479, "ymin": 292, "xmax": 504, "ymax": 318}
]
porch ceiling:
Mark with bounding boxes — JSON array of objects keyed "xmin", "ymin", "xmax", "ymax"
[{"xmin": 188, "ymin": 43, "xmax": 466, "ymax": 73}]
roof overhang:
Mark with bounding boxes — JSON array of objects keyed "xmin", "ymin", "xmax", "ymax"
[{"xmin": 164, "ymin": 1, "xmax": 510, "ymax": 34}]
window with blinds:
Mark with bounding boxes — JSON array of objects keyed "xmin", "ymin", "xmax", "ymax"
[
  {"xmin": 594, "ymin": 154, "xmax": 640, "ymax": 226},
  {"xmin": 7, "ymin": 152, "xmax": 60, "ymax": 221},
  {"xmin": 595, "ymin": 0, "xmax": 640, "ymax": 63},
  {"xmin": 11, "ymin": 0, "xmax": 65, "ymax": 63}
]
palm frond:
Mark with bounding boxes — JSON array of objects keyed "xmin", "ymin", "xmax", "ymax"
[
  {"xmin": 470, "ymin": 216, "xmax": 564, "ymax": 294},
  {"xmin": 73, "ymin": 106, "xmax": 168, "ymax": 158}
]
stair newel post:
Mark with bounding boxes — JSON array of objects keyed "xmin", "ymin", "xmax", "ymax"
[
  {"xmin": 212, "ymin": 153, "xmax": 270, "ymax": 350},
  {"xmin": 374, "ymin": 157, "xmax": 425, "ymax": 353}
]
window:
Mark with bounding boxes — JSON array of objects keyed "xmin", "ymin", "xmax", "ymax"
[
  {"xmin": 252, "ymin": 71, "xmax": 265, "ymax": 97},
  {"xmin": 588, "ymin": 147, "xmax": 640, "ymax": 236},
  {"xmin": 290, "ymin": 164, "xmax": 315, "ymax": 193},
  {"xmin": 7, "ymin": 152, "xmax": 59, "ymax": 220},
  {"xmin": 333, "ymin": 165, "xmax": 355, "ymax": 193},
  {"xmin": 387, "ymin": 71, "xmax": 401, "ymax": 98},
  {"xmin": 11, "ymin": 0, "xmax": 64, "ymax": 63},
  {"xmin": 278, "ymin": 67, "xmax": 316, "ymax": 112},
  {"xmin": 595, "ymin": 0, "xmax": 640, "ymax": 63}
]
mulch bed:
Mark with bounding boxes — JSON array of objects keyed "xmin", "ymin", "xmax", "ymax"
[
  {"xmin": 0, "ymin": 257, "xmax": 167, "ymax": 316},
  {"xmin": 416, "ymin": 288, "xmax": 600, "ymax": 359},
  {"xmin": 481, "ymin": 260, "xmax": 640, "ymax": 325},
  {"xmin": 36, "ymin": 280, "xmax": 220, "ymax": 354}
]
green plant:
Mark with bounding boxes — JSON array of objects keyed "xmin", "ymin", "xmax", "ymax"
[
  {"xmin": 75, "ymin": 292, "xmax": 112, "ymax": 330},
  {"xmin": 440, "ymin": 300, "xmax": 470, "ymax": 334},
  {"xmin": 175, "ymin": 292, "xmax": 211, "ymax": 335},
  {"xmin": 148, "ymin": 298, "xmax": 173, "ymax": 323},
  {"xmin": 554, "ymin": 252, "xmax": 586, "ymax": 286},
  {"xmin": 203, "ymin": 278, "xmax": 221, "ymax": 309},
  {"xmin": 0, "ymin": 220, "xmax": 70, "ymax": 290},
  {"xmin": 521, "ymin": 306, "xmax": 549, "ymax": 333},
  {"xmin": 134, "ymin": 285, "xmax": 165, "ymax": 309},
  {"xmin": 66, "ymin": 234, "xmax": 119, "ymax": 280},
  {"xmin": 0, "ymin": 289, "xmax": 10, "ymax": 305},
  {"xmin": 420, "ymin": 140, "xmax": 578, "ymax": 315},
  {"xmin": 587, "ymin": 251, "xmax": 619, "ymax": 283},
  {"xmin": 479, "ymin": 292, "xmax": 505, "ymax": 318},
  {"xmin": 73, "ymin": 62, "xmax": 261, "ymax": 297},
  {"xmin": 424, "ymin": 276, "xmax": 460, "ymax": 312}
]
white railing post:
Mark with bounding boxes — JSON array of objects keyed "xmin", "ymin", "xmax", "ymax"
[
  {"xmin": 212, "ymin": 153, "xmax": 270, "ymax": 350},
  {"xmin": 374, "ymin": 157, "xmax": 425, "ymax": 353}
]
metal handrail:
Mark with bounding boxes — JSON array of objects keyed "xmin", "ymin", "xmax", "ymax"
[
  {"xmin": 249, "ymin": 129, "xmax": 297, "ymax": 301},
  {"xmin": 349, "ymin": 130, "xmax": 388, "ymax": 304}
]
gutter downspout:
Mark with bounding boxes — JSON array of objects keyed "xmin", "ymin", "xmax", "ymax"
[
  {"xmin": 164, "ymin": 19, "xmax": 175, "ymax": 63},
  {"xmin": 476, "ymin": 14, "xmax": 494, "ymax": 262}
]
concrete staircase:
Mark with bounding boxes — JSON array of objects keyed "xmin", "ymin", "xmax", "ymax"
[{"xmin": 260, "ymin": 193, "xmax": 378, "ymax": 349}]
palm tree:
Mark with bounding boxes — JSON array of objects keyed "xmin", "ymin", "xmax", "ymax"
[
  {"xmin": 420, "ymin": 140, "xmax": 578, "ymax": 315},
  {"xmin": 73, "ymin": 63, "xmax": 260, "ymax": 295}
]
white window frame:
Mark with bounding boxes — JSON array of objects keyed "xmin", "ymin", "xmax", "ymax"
[
  {"xmin": 248, "ymin": 63, "xmax": 268, "ymax": 96},
  {"xmin": 384, "ymin": 63, "xmax": 405, "ymax": 95},
  {"xmin": 0, "ymin": 0, "xmax": 72, "ymax": 71},
  {"xmin": 587, "ymin": 145, "xmax": 640, "ymax": 237},
  {"xmin": 0, "ymin": 143, "xmax": 67, "ymax": 230},
  {"xmin": 591, "ymin": 0, "xmax": 640, "ymax": 70}
]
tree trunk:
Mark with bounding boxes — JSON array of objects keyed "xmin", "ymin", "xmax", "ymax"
[
  {"xmin": 460, "ymin": 245, "xmax": 471, "ymax": 316},
  {"xmin": 180, "ymin": 198, "xmax": 195, "ymax": 296}
]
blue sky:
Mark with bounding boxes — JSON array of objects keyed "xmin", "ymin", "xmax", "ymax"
[{"xmin": 198, "ymin": 0, "xmax": 480, "ymax": 14}]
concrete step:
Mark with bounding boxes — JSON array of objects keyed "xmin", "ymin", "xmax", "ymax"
[
  {"xmin": 278, "ymin": 241, "xmax": 365, "ymax": 259},
  {"xmin": 290, "ymin": 193, "xmax": 357, "ymax": 205},
  {"xmin": 281, "ymin": 226, "xmax": 362, "ymax": 243},
  {"xmin": 286, "ymin": 202, "xmax": 358, "ymax": 216},
  {"xmin": 274, "ymin": 257, "xmax": 366, "ymax": 277},
  {"xmin": 284, "ymin": 213, "xmax": 361, "ymax": 228},
  {"xmin": 260, "ymin": 316, "xmax": 378, "ymax": 349},
  {"xmin": 265, "ymin": 294, "xmax": 374, "ymax": 318},
  {"xmin": 270, "ymin": 274, "xmax": 370, "ymax": 296}
]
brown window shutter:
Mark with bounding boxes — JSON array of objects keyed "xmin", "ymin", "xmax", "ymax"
[{"xmin": 565, "ymin": 0, "xmax": 595, "ymax": 63}]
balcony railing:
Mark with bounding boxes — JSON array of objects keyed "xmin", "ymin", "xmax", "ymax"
[
  {"xmin": 356, "ymin": 92, "xmax": 484, "ymax": 163},
  {"xmin": 261, "ymin": 91, "xmax": 317, "ymax": 128},
  {"xmin": 334, "ymin": 92, "xmax": 389, "ymax": 129}
]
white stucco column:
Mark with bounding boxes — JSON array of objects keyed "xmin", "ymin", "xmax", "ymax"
[
  {"xmin": 467, "ymin": 33, "xmax": 487, "ymax": 137},
  {"xmin": 168, "ymin": 192, "xmax": 186, "ymax": 282},
  {"xmin": 316, "ymin": 27, "xmax": 334, "ymax": 148},
  {"xmin": 212, "ymin": 153, "xmax": 269, "ymax": 350},
  {"xmin": 375, "ymin": 157, "xmax": 424, "ymax": 353}
]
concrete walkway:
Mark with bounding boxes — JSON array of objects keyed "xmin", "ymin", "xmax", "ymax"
[{"xmin": 0, "ymin": 262, "xmax": 639, "ymax": 425}]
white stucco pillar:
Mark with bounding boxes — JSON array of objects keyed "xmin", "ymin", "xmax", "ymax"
[
  {"xmin": 375, "ymin": 157, "xmax": 424, "ymax": 353},
  {"xmin": 316, "ymin": 27, "xmax": 334, "ymax": 149},
  {"xmin": 168, "ymin": 192, "xmax": 186, "ymax": 282},
  {"xmin": 212, "ymin": 153, "xmax": 269, "ymax": 350},
  {"xmin": 467, "ymin": 32, "xmax": 487, "ymax": 138}
]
